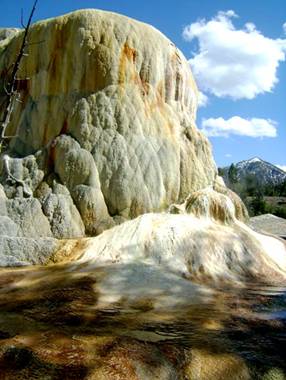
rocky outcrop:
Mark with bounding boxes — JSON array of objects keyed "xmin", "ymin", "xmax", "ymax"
[
  {"xmin": 0, "ymin": 9, "xmax": 285, "ymax": 289},
  {"xmin": 0, "ymin": 28, "xmax": 20, "ymax": 43},
  {"xmin": 0, "ymin": 9, "xmax": 216, "ymax": 239},
  {"xmin": 250, "ymin": 214, "xmax": 286, "ymax": 239},
  {"xmin": 0, "ymin": 182, "xmax": 60, "ymax": 266},
  {"xmin": 0, "ymin": 236, "xmax": 59, "ymax": 266},
  {"xmin": 213, "ymin": 177, "xmax": 249, "ymax": 222},
  {"xmin": 75, "ymin": 212, "xmax": 286, "ymax": 286},
  {"xmin": 42, "ymin": 185, "xmax": 280, "ymax": 287}
]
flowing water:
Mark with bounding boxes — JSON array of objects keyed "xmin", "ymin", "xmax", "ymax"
[{"xmin": 0, "ymin": 264, "xmax": 285, "ymax": 379}]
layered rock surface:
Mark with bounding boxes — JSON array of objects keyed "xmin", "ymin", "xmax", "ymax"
[
  {"xmin": 0, "ymin": 9, "xmax": 285, "ymax": 289},
  {"xmin": 0, "ymin": 9, "xmax": 216, "ymax": 240},
  {"xmin": 72, "ymin": 189, "xmax": 286, "ymax": 286}
]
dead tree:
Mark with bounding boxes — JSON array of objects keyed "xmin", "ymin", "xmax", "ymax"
[
  {"xmin": 0, "ymin": 0, "xmax": 38, "ymax": 147},
  {"xmin": 0, "ymin": 0, "xmax": 38, "ymax": 192}
]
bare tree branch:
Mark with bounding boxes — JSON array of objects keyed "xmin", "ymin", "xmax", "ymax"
[{"xmin": 0, "ymin": 0, "xmax": 38, "ymax": 143}]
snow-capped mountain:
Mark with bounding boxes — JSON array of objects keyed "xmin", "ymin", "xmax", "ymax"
[{"xmin": 223, "ymin": 157, "xmax": 286, "ymax": 187}]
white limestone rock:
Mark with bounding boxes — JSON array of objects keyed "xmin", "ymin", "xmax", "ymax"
[
  {"xmin": 185, "ymin": 188, "xmax": 237, "ymax": 225},
  {"xmin": 2, "ymin": 9, "xmax": 275, "ymax": 288},
  {"xmin": 71, "ymin": 184, "xmax": 114, "ymax": 235},
  {"xmin": 0, "ymin": 153, "xmax": 44, "ymax": 198},
  {"xmin": 6, "ymin": 198, "xmax": 52, "ymax": 237},
  {"xmin": 0, "ymin": 9, "xmax": 216, "ymax": 230},
  {"xmin": 42, "ymin": 192, "xmax": 85, "ymax": 238},
  {"xmin": 74, "ymin": 210, "xmax": 286, "ymax": 285},
  {"xmin": 0, "ymin": 236, "xmax": 59, "ymax": 266},
  {"xmin": 0, "ymin": 216, "xmax": 19, "ymax": 236},
  {"xmin": 0, "ymin": 184, "xmax": 7, "ymax": 216}
]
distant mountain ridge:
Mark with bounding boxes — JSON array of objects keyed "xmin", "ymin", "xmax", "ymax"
[{"xmin": 222, "ymin": 157, "xmax": 286, "ymax": 187}]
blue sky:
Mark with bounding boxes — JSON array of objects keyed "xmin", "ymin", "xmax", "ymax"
[{"xmin": 0, "ymin": 0, "xmax": 285, "ymax": 169}]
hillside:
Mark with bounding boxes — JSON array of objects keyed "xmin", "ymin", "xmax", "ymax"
[
  {"xmin": 221, "ymin": 157, "xmax": 286, "ymax": 188},
  {"xmin": 220, "ymin": 158, "xmax": 286, "ymax": 217}
]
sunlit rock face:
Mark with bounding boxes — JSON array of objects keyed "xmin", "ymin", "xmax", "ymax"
[
  {"xmin": 0, "ymin": 9, "xmax": 216, "ymax": 238},
  {"xmin": 0, "ymin": 9, "xmax": 284, "ymax": 288},
  {"xmin": 185, "ymin": 188, "xmax": 240, "ymax": 225},
  {"xmin": 47, "ymin": 188, "xmax": 284, "ymax": 287},
  {"xmin": 73, "ymin": 211, "xmax": 286, "ymax": 286}
]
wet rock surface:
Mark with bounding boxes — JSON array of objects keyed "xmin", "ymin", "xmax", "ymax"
[{"xmin": 0, "ymin": 265, "xmax": 285, "ymax": 379}]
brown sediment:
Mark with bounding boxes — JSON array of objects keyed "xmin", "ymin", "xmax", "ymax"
[
  {"xmin": 0, "ymin": 262, "xmax": 283, "ymax": 379},
  {"xmin": 47, "ymin": 238, "xmax": 91, "ymax": 264}
]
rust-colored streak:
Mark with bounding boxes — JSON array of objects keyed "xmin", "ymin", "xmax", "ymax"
[
  {"xmin": 60, "ymin": 119, "xmax": 68, "ymax": 135},
  {"xmin": 42, "ymin": 118, "xmax": 51, "ymax": 145},
  {"xmin": 166, "ymin": 121, "xmax": 174, "ymax": 134},
  {"xmin": 157, "ymin": 81, "xmax": 164, "ymax": 99},
  {"xmin": 175, "ymin": 72, "xmax": 182, "ymax": 101},
  {"xmin": 155, "ymin": 80, "xmax": 165, "ymax": 110},
  {"xmin": 123, "ymin": 43, "xmax": 137, "ymax": 63},
  {"xmin": 14, "ymin": 79, "xmax": 31, "ymax": 113},
  {"xmin": 46, "ymin": 25, "xmax": 67, "ymax": 95},
  {"xmin": 47, "ymin": 50, "xmax": 61, "ymax": 94},
  {"xmin": 54, "ymin": 25, "xmax": 66, "ymax": 51},
  {"xmin": 134, "ymin": 72, "xmax": 149, "ymax": 97},
  {"xmin": 0, "ymin": 67, "xmax": 8, "ymax": 80},
  {"xmin": 15, "ymin": 78, "xmax": 29, "ymax": 92},
  {"xmin": 155, "ymin": 91, "xmax": 164, "ymax": 111},
  {"xmin": 118, "ymin": 43, "xmax": 137, "ymax": 85},
  {"xmin": 47, "ymin": 140, "xmax": 56, "ymax": 169},
  {"xmin": 141, "ymin": 79, "xmax": 149, "ymax": 95}
]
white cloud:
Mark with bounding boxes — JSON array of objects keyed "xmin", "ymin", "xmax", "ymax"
[
  {"xmin": 283, "ymin": 22, "xmax": 286, "ymax": 34},
  {"xmin": 245, "ymin": 22, "xmax": 256, "ymax": 33},
  {"xmin": 201, "ymin": 116, "xmax": 277, "ymax": 138},
  {"xmin": 198, "ymin": 91, "xmax": 208, "ymax": 107},
  {"xmin": 225, "ymin": 153, "xmax": 232, "ymax": 158},
  {"xmin": 183, "ymin": 11, "xmax": 286, "ymax": 99},
  {"xmin": 276, "ymin": 165, "xmax": 286, "ymax": 172}
]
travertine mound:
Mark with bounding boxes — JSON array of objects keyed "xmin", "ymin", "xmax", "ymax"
[
  {"xmin": 75, "ymin": 212, "xmax": 286, "ymax": 285},
  {"xmin": 0, "ymin": 9, "xmax": 216, "ymax": 238},
  {"xmin": 36, "ymin": 188, "xmax": 277, "ymax": 287},
  {"xmin": 1, "ymin": 10, "xmax": 283, "ymax": 288}
]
